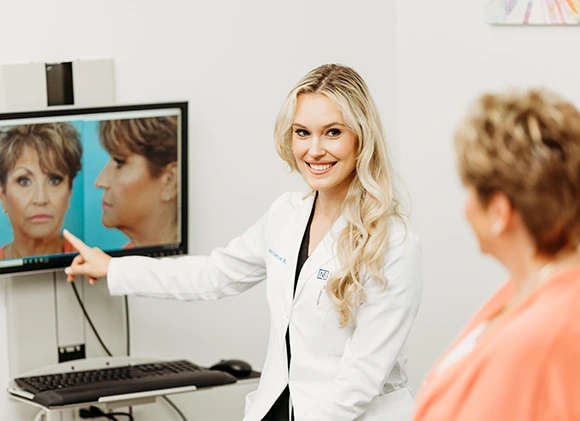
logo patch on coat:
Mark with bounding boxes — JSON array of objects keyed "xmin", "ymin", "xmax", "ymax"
[{"xmin": 317, "ymin": 269, "xmax": 330, "ymax": 280}]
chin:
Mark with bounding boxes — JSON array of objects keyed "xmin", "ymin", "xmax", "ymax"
[
  {"xmin": 101, "ymin": 218, "xmax": 115, "ymax": 229},
  {"xmin": 27, "ymin": 225, "xmax": 56, "ymax": 235},
  {"xmin": 304, "ymin": 179, "xmax": 330, "ymax": 191}
]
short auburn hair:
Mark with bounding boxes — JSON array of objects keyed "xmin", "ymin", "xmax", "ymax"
[{"xmin": 456, "ymin": 89, "xmax": 580, "ymax": 255}]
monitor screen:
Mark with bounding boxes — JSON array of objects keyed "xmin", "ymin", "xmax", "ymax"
[{"xmin": 0, "ymin": 102, "xmax": 188, "ymax": 276}]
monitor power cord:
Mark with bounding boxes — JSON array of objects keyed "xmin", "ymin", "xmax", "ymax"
[{"xmin": 68, "ymin": 275, "xmax": 188, "ymax": 421}]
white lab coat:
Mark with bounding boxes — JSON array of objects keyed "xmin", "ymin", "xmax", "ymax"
[{"xmin": 107, "ymin": 191, "xmax": 423, "ymax": 421}]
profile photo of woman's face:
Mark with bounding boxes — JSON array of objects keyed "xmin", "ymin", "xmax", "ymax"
[
  {"xmin": 0, "ymin": 146, "xmax": 72, "ymax": 241},
  {"xmin": 95, "ymin": 152, "xmax": 167, "ymax": 231}
]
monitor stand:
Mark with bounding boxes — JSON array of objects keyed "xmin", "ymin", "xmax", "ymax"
[{"xmin": 4, "ymin": 271, "xmax": 127, "ymax": 379}]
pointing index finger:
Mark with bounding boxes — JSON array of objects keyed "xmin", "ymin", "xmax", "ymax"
[{"xmin": 63, "ymin": 229, "xmax": 91, "ymax": 254}]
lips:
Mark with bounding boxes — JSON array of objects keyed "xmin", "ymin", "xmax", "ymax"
[
  {"xmin": 101, "ymin": 199, "xmax": 113, "ymax": 209},
  {"xmin": 27, "ymin": 214, "xmax": 53, "ymax": 223},
  {"xmin": 307, "ymin": 162, "xmax": 336, "ymax": 174}
]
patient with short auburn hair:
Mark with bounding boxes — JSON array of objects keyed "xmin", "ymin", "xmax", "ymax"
[{"xmin": 414, "ymin": 89, "xmax": 580, "ymax": 421}]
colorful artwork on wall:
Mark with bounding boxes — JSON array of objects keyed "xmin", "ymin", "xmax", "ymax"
[{"xmin": 486, "ymin": 0, "xmax": 580, "ymax": 24}]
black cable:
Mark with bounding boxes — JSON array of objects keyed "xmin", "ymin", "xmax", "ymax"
[
  {"xmin": 70, "ymin": 280, "xmax": 113, "ymax": 357},
  {"xmin": 124, "ymin": 296, "xmax": 133, "ymax": 418},
  {"xmin": 80, "ymin": 406, "xmax": 135, "ymax": 421},
  {"xmin": 53, "ymin": 272, "xmax": 60, "ymax": 348},
  {"xmin": 124, "ymin": 296, "xmax": 131, "ymax": 356},
  {"xmin": 109, "ymin": 411, "xmax": 134, "ymax": 421},
  {"xmin": 162, "ymin": 395, "xmax": 188, "ymax": 421},
  {"xmin": 70, "ymin": 278, "xmax": 188, "ymax": 420}
]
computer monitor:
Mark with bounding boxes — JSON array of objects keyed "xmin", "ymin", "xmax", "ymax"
[{"xmin": 0, "ymin": 102, "xmax": 188, "ymax": 276}]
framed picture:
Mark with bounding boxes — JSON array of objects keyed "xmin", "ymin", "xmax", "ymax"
[{"xmin": 486, "ymin": 0, "xmax": 580, "ymax": 25}]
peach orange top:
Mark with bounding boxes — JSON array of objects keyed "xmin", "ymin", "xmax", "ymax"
[{"xmin": 414, "ymin": 269, "xmax": 580, "ymax": 421}]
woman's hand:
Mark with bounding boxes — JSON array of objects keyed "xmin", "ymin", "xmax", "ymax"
[{"xmin": 63, "ymin": 229, "xmax": 112, "ymax": 284}]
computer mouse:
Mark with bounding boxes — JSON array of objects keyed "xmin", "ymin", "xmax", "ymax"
[{"xmin": 209, "ymin": 359, "xmax": 252, "ymax": 378}]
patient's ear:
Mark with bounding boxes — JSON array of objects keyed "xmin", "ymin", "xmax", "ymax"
[
  {"xmin": 161, "ymin": 161, "xmax": 178, "ymax": 201},
  {"xmin": 487, "ymin": 191, "xmax": 514, "ymax": 235}
]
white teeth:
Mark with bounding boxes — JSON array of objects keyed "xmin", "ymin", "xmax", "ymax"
[{"xmin": 310, "ymin": 163, "xmax": 333, "ymax": 171}]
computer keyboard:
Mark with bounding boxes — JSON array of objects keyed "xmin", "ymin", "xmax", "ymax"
[{"xmin": 15, "ymin": 359, "xmax": 237, "ymax": 407}]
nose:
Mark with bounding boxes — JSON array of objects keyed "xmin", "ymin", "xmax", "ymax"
[
  {"xmin": 309, "ymin": 135, "xmax": 325, "ymax": 159},
  {"xmin": 32, "ymin": 183, "xmax": 49, "ymax": 205},
  {"xmin": 95, "ymin": 160, "xmax": 112, "ymax": 189}
]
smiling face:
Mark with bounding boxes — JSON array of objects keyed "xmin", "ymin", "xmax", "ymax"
[
  {"xmin": 95, "ymin": 152, "xmax": 166, "ymax": 234},
  {"xmin": 0, "ymin": 146, "xmax": 71, "ymax": 242},
  {"xmin": 292, "ymin": 93, "xmax": 358, "ymax": 200}
]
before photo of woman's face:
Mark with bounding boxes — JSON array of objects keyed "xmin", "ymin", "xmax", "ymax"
[{"xmin": 1, "ymin": 146, "xmax": 72, "ymax": 241}]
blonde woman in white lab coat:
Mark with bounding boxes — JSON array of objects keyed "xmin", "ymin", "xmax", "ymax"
[{"xmin": 64, "ymin": 63, "xmax": 423, "ymax": 421}]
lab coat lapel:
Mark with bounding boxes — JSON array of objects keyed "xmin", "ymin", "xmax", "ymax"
[
  {"xmin": 279, "ymin": 194, "xmax": 316, "ymax": 303},
  {"xmin": 293, "ymin": 214, "xmax": 347, "ymax": 301}
]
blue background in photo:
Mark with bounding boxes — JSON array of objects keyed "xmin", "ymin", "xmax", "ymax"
[
  {"xmin": 0, "ymin": 120, "xmax": 129, "ymax": 254},
  {"xmin": 79, "ymin": 120, "xmax": 130, "ymax": 251}
]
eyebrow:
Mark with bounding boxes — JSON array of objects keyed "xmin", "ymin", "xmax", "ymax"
[
  {"xmin": 11, "ymin": 166, "xmax": 64, "ymax": 177},
  {"xmin": 11, "ymin": 166, "xmax": 33, "ymax": 175},
  {"xmin": 293, "ymin": 122, "xmax": 347, "ymax": 130}
]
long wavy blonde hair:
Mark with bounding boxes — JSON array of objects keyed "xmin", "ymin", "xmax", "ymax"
[{"xmin": 274, "ymin": 64, "xmax": 402, "ymax": 327}]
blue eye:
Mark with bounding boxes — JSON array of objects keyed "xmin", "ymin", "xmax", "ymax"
[{"xmin": 113, "ymin": 158, "xmax": 125, "ymax": 169}]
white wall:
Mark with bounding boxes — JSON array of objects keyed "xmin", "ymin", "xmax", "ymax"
[
  {"xmin": 3, "ymin": 1, "xmax": 579, "ymax": 419},
  {"xmin": 0, "ymin": 1, "xmax": 397, "ymax": 419},
  {"xmin": 396, "ymin": 0, "xmax": 580, "ymax": 391}
]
